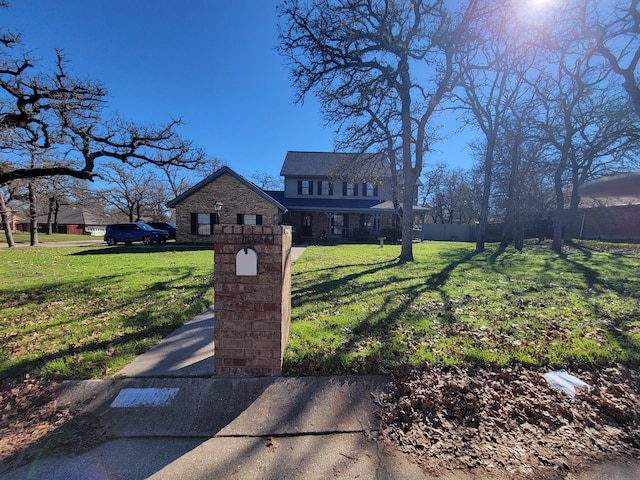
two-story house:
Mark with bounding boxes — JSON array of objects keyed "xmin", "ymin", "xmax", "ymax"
[
  {"xmin": 166, "ymin": 151, "xmax": 427, "ymax": 243},
  {"xmin": 269, "ymin": 151, "xmax": 422, "ymax": 239}
]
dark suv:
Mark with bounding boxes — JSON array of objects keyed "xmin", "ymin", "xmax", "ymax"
[
  {"xmin": 104, "ymin": 222, "xmax": 169, "ymax": 246},
  {"xmin": 147, "ymin": 222, "xmax": 176, "ymax": 240}
]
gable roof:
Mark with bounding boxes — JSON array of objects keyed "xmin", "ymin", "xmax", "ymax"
[
  {"xmin": 166, "ymin": 165, "xmax": 287, "ymax": 211},
  {"xmin": 280, "ymin": 151, "xmax": 391, "ymax": 180}
]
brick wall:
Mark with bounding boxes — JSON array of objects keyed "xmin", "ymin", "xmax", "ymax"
[
  {"xmin": 173, "ymin": 171, "xmax": 281, "ymax": 243},
  {"xmin": 213, "ymin": 224, "xmax": 292, "ymax": 376}
]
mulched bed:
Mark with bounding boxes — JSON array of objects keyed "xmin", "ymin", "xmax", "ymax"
[{"xmin": 377, "ymin": 363, "xmax": 640, "ymax": 479}]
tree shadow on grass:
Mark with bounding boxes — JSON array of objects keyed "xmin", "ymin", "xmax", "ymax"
[
  {"xmin": 556, "ymin": 245, "xmax": 640, "ymax": 364},
  {"xmin": 0, "ymin": 266, "xmax": 211, "ymax": 380},
  {"xmin": 71, "ymin": 243, "xmax": 214, "ymax": 255},
  {"xmin": 285, "ymin": 249, "xmax": 479, "ymax": 375}
]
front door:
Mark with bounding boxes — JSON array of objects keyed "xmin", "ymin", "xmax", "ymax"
[{"xmin": 301, "ymin": 214, "xmax": 312, "ymax": 237}]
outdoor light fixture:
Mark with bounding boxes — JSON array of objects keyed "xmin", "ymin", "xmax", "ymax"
[{"xmin": 213, "ymin": 200, "xmax": 223, "ymax": 226}]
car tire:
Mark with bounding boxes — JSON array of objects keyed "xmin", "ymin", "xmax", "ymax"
[
  {"xmin": 142, "ymin": 235, "xmax": 153, "ymax": 245},
  {"xmin": 106, "ymin": 236, "xmax": 117, "ymax": 246}
]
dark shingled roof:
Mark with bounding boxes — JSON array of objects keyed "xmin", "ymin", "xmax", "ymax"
[
  {"xmin": 36, "ymin": 208, "xmax": 109, "ymax": 225},
  {"xmin": 280, "ymin": 151, "xmax": 391, "ymax": 180},
  {"xmin": 266, "ymin": 191, "xmax": 428, "ymax": 214}
]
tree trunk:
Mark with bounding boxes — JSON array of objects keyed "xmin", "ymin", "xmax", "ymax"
[
  {"xmin": 46, "ymin": 196, "xmax": 55, "ymax": 235},
  {"xmin": 552, "ymin": 154, "xmax": 567, "ymax": 253},
  {"xmin": 476, "ymin": 136, "xmax": 496, "ymax": 253},
  {"xmin": 0, "ymin": 191, "xmax": 16, "ymax": 247},
  {"xmin": 398, "ymin": 59, "xmax": 415, "ymax": 264},
  {"xmin": 29, "ymin": 182, "xmax": 39, "ymax": 246}
]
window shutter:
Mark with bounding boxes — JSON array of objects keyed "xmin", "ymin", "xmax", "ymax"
[
  {"xmin": 362, "ymin": 183, "xmax": 367, "ymax": 196},
  {"xmin": 210, "ymin": 213, "xmax": 217, "ymax": 229},
  {"xmin": 256, "ymin": 215, "xmax": 263, "ymax": 225},
  {"xmin": 329, "ymin": 182, "xmax": 334, "ymax": 195},
  {"xmin": 317, "ymin": 181, "xmax": 322, "ymax": 195},
  {"xmin": 237, "ymin": 214, "xmax": 243, "ymax": 224},
  {"xmin": 373, "ymin": 185, "xmax": 379, "ymax": 197},
  {"xmin": 354, "ymin": 184, "xmax": 359, "ymax": 196},
  {"xmin": 343, "ymin": 182, "xmax": 347, "ymax": 196},
  {"xmin": 297, "ymin": 181, "xmax": 302, "ymax": 195},
  {"xmin": 309, "ymin": 181, "xmax": 313, "ymax": 195},
  {"xmin": 191, "ymin": 213, "xmax": 198, "ymax": 234}
]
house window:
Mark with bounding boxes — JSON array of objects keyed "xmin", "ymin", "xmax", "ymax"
[
  {"xmin": 360, "ymin": 214, "xmax": 379, "ymax": 231},
  {"xmin": 190, "ymin": 212, "xmax": 218, "ymax": 235},
  {"xmin": 332, "ymin": 214, "xmax": 344, "ymax": 235},
  {"xmin": 298, "ymin": 180, "xmax": 313, "ymax": 195},
  {"xmin": 343, "ymin": 182, "xmax": 358, "ymax": 196},
  {"xmin": 237, "ymin": 214, "xmax": 263, "ymax": 225},
  {"xmin": 362, "ymin": 182, "xmax": 378, "ymax": 197},
  {"xmin": 318, "ymin": 181, "xmax": 333, "ymax": 196}
]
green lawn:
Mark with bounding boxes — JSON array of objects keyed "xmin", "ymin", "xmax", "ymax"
[
  {"xmin": 283, "ymin": 241, "xmax": 640, "ymax": 375},
  {"xmin": 0, "ymin": 244, "xmax": 213, "ymax": 379},
  {"xmin": 1, "ymin": 233, "xmax": 101, "ymax": 244},
  {"xmin": 1, "ymin": 240, "xmax": 638, "ymax": 380}
]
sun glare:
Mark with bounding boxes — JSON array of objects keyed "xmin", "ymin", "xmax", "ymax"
[{"xmin": 531, "ymin": 0, "xmax": 555, "ymax": 7}]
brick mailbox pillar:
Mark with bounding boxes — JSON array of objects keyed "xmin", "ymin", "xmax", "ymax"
[{"xmin": 213, "ymin": 224, "xmax": 292, "ymax": 376}]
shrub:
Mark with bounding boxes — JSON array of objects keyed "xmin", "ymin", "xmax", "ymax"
[
  {"xmin": 380, "ymin": 226, "xmax": 400, "ymax": 243},
  {"xmin": 351, "ymin": 227, "xmax": 371, "ymax": 242}
]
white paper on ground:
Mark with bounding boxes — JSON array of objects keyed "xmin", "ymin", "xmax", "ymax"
[{"xmin": 543, "ymin": 369, "xmax": 592, "ymax": 397}]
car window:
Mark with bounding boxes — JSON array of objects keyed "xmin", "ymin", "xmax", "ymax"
[{"xmin": 139, "ymin": 223, "xmax": 153, "ymax": 230}]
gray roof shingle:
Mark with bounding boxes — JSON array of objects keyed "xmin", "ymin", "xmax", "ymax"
[{"xmin": 280, "ymin": 151, "xmax": 391, "ymax": 180}]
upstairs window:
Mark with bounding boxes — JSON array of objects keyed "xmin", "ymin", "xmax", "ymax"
[
  {"xmin": 297, "ymin": 180, "xmax": 313, "ymax": 195},
  {"xmin": 362, "ymin": 182, "xmax": 378, "ymax": 197},
  {"xmin": 318, "ymin": 181, "xmax": 333, "ymax": 196},
  {"xmin": 343, "ymin": 182, "xmax": 358, "ymax": 196}
]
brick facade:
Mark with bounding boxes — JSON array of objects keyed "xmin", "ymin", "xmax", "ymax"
[
  {"xmin": 213, "ymin": 224, "xmax": 292, "ymax": 376},
  {"xmin": 171, "ymin": 170, "xmax": 282, "ymax": 243}
]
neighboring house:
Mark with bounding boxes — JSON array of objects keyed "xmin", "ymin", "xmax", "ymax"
[
  {"xmin": 166, "ymin": 166, "xmax": 287, "ymax": 243},
  {"xmin": 576, "ymin": 173, "xmax": 640, "ymax": 241},
  {"xmin": 17, "ymin": 207, "xmax": 110, "ymax": 235},
  {"xmin": 167, "ymin": 152, "xmax": 427, "ymax": 243},
  {"xmin": 574, "ymin": 196, "xmax": 640, "ymax": 241}
]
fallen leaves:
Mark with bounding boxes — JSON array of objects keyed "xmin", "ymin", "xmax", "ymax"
[
  {"xmin": 378, "ymin": 363, "xmax": 640, "ymax": 479},
  {"xmin": 0, "ymin": 376, "xmax": 106, "ymax": 473},
  {"xmin": 266, "ymin": 436, "xmax": 279, "ymax": 451}
]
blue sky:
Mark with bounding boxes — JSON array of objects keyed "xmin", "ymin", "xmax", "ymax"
[{"xmin": 3, "ymin": 0, "xmax": 474, "ymax": 181}]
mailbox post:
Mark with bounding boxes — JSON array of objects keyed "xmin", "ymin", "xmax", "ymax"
[{"xmin": 213, "ymin": 225, "xmax": 292, "ymax": 376}]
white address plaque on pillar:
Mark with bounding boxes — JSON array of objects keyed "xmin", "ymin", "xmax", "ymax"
[{"xmin": 236, "ymin": 248, "xmax": 258, "ymax": 276}]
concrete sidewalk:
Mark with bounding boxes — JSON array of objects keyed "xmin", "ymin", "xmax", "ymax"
[{"xmin": 0, "ymin": 374, "xmax": 429, "ymax": 479}]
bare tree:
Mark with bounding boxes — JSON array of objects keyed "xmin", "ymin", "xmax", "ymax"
[
  {"xmin": 453, "ymin": 0, "xmax": 538, "ymax": 253},
  {"xmin": 421, "ymin": 163, "xmax": 476, "ymax": 225},
  {"xmin": 157, "ymin": 154, "xmax": 222, "ymax": 198},
  {"xmin": 98, "ymin": 163, "xmax": 153, "ymax": 222},
  {"xmin": 278, "ymin": 0, "xmax": 481, "ymax": 263},
  {"xmin": 581, "ymin": 0, "xmax": 640, "ymax": 117},
  {"xmin": 249, "ymin": 171, "xmax": 282, "ymax": 190},
  {"xmin": 0, "ymin": 29, "xmax": 206, "ymax": 186}
]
